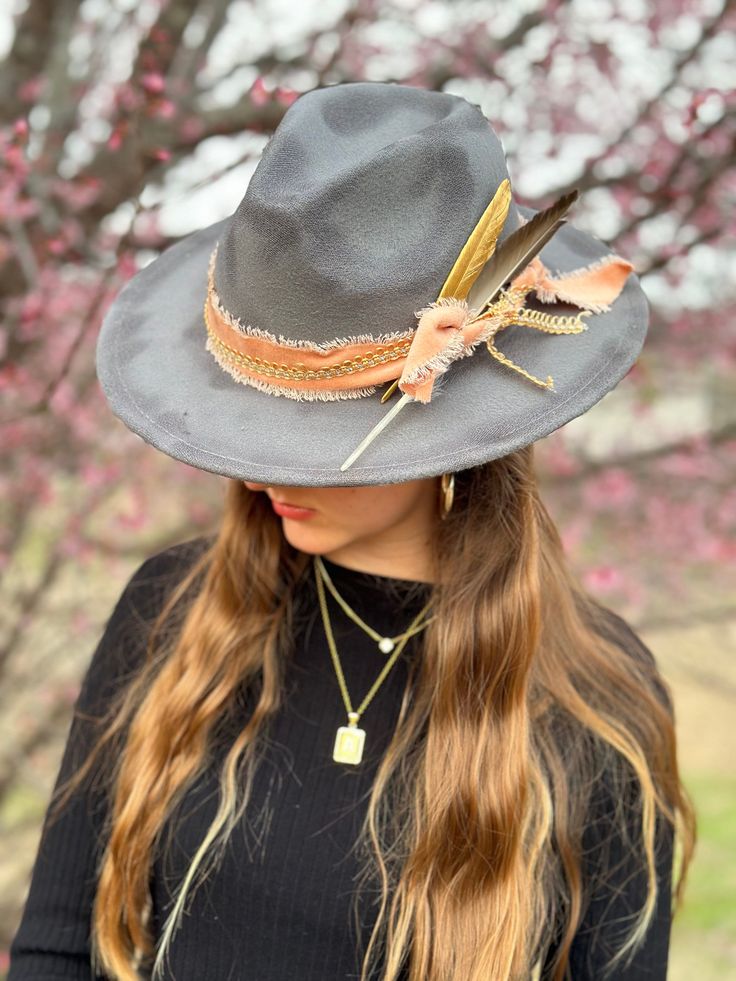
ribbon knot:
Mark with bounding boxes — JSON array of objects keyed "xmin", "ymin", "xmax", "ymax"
[
  {"xmin": 398, "ymin": 298, "xmax": 472, "ymax": 403},
  {"xmin": 397, "ymin": 253, "xmax": 633, "ymax": 403}
]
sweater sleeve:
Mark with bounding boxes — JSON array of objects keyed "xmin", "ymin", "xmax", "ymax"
[{"xmin": 7, "ymin": 538, "xmax": 208, "ymax": 981}]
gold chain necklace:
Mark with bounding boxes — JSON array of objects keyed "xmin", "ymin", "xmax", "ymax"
[
  {"xmin": 313, "ymin": 557, "xmax": 433, "ymax": 765},
  {"xmin": 314, "ymin": 554, "xmax": 435, "ymax": 652}
]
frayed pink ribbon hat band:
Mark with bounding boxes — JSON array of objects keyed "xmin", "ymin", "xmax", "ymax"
[{"xmin": 204, "ymin": 243, "xmax": 634, "ymax": 403}]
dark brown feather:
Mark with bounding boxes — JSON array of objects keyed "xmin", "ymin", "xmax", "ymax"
[{"xmin": 465, "ymin": 190, "xmax": 579, "ymax": 313}]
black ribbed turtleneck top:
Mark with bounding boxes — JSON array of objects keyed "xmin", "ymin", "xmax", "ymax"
[{"xmin": 8, "ymin": 537, "xmax": 673, "ymax": 980}]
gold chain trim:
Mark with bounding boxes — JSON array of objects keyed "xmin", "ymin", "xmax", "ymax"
[
  {"xmin": 204, "ymin": 299, "xmax": 412, "ymax": 381},
  {"xmin": 513, "ymin": 307, "xmax": 589, "ymax": 334}
]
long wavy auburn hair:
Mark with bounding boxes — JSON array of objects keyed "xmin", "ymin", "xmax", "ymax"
[{"xmin": 48, "ymin": 445, "xmax": 695, "ymax": 980}]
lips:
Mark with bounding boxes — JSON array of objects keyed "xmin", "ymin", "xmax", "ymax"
[{"xmin": 270, "ymin": 499, "xmax": 316, "ymax": 520}]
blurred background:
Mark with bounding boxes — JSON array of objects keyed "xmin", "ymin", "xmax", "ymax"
[{"xmin": 1, "ymin": 0, "xmax": 734, "ymax": 976}]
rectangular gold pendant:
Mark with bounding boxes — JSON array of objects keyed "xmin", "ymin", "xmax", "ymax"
[{"xmin": 333, "ymin": 724, "xmax": 366, "ymax": 764}]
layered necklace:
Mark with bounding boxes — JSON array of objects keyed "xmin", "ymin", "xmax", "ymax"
[{"xmin": 313, "ymin": 555, "xmax": 434, "ymax": 765}]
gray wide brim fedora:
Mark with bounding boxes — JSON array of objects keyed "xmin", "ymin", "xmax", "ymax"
[{"xmin": 96, "ymin": 81, "xmax": 649, "ymax": 487}]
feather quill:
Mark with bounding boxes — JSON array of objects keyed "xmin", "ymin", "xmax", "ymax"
[
  {"xmin": 466, "ymin": 189, "xmax": 579, "ymax": 314},
  {"xmin": 438, "ymin": 178, "xmax": 512, "ymax": 300}
]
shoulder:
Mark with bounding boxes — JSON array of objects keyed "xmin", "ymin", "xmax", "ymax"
[
  {"xmin": 584, "ymin": 599, "xmax": 655, "ymax": 665},
  {"xmin": 112, "ymin": 534, "xmax": 214, "ymax": 620},
  {"xmin": 582, "ymin": 598, "xmax": 672, "ymax": 714},
  {"xmin": 75, "ymin": 535, "xmax": 214, "ymax": 716},
  {"xmin": 124, "ymin": 533, "xmax": 214, "ymax": 591}
]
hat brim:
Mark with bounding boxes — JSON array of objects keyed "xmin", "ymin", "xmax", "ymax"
[{"xmin": 96, "ymin": 207, "xmax": 648, "ymax": 486}]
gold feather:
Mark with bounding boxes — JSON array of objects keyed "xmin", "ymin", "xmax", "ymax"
[
  {"xmin": 465, "ymin": 189, "xmax": 579, "ymax": 314},
  {"xmin": 438, "ymin": 178, "xmax": 512, "ymax": 300}
]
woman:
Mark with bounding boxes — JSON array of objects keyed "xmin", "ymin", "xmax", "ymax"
[{"xmin": 10, "ymin": 82, "xmax": 694, "ymax": 980}]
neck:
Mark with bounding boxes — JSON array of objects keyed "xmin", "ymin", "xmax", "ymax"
[{"xmin": 322, "ymin": 536, "xmax": 436, "ymax": 585}]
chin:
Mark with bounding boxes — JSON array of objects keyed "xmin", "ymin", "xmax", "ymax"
[{"xmin": 279, "ymin": 521, "xmax": 341, "ymax": 556}]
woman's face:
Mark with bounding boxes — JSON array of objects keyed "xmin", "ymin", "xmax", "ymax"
[{"xmin": 243, "ymin": 477, "xmax": 440, "ymax": 581}]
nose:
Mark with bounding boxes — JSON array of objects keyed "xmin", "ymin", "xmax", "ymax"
[{"xmin": 243, "ymin": 481, "xmax": 269, "ymax": 492}]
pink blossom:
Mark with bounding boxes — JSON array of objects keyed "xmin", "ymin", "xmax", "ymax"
[
  {"xmin": 17, "ymin": 75, "xmax": 43, "ymax": 102},
  {"xmin": 20, "ymin": 293, "xmax": 43, "ymax": 322},
  {"xmin": 275, "ymin": 86, "xmax": 299, "ymax": 106},
  {"xmin": 116, "ymin": 251, "xmax": 139, "ymax": 278},
  {"xmin": 80, "ymin": 462, "xmax": 111, "ymax": 489},
  {"xmin": 692, "ymin": 535, "xmax": 736, "ymax": 563},
  {"xmin": 250, "ymin": 76, "xmax": 271, "ymax": 106},
  {"xmin": 151, "ymin": 98, "xmax": 176, "ymax": 120},
  {"xmin": 1, "ymin": 194, "xmax": 39, "ymax": 220},
  {"xmin": 4, "ymin": 144, "xmax": 27, "ymax": 171},
  {"xmin": 582, "ymin": 468, "xmax": 637, "ymax": 510},
  {"xmin": 46, "ymin": 237, "xmax": 67, "ymax": 255},
  {"xmin": 141, "ymin": 72, "xmax": 166, "ymax": 95},
  {"xmin": 655, "ymin": 451, "xmax": 718, "ymax": 480},
  {"xmin": 583, "ymin": 565, "xmax": 625, "ymax": 594},
  {"xmin": 115, "ymin": 82, "xmax": 140, "ymax": 112},
  {"xmin": 49, "ymin": 176, "xmax": 102, "ymax": 208}
]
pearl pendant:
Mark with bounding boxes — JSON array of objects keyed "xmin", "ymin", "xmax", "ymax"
[{"xmin": 378, "ymin": 637, "xmax": 395, "ymax": 653}]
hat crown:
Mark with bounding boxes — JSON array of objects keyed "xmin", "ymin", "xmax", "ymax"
[{"xmin": 214, "ymin": 81, "xmax": 518, "ymax": 344}]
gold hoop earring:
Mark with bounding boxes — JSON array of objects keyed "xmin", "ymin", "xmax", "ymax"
[{"xmin": 440, "ymin": 472, "xmax": 455, "ymax": 519}]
